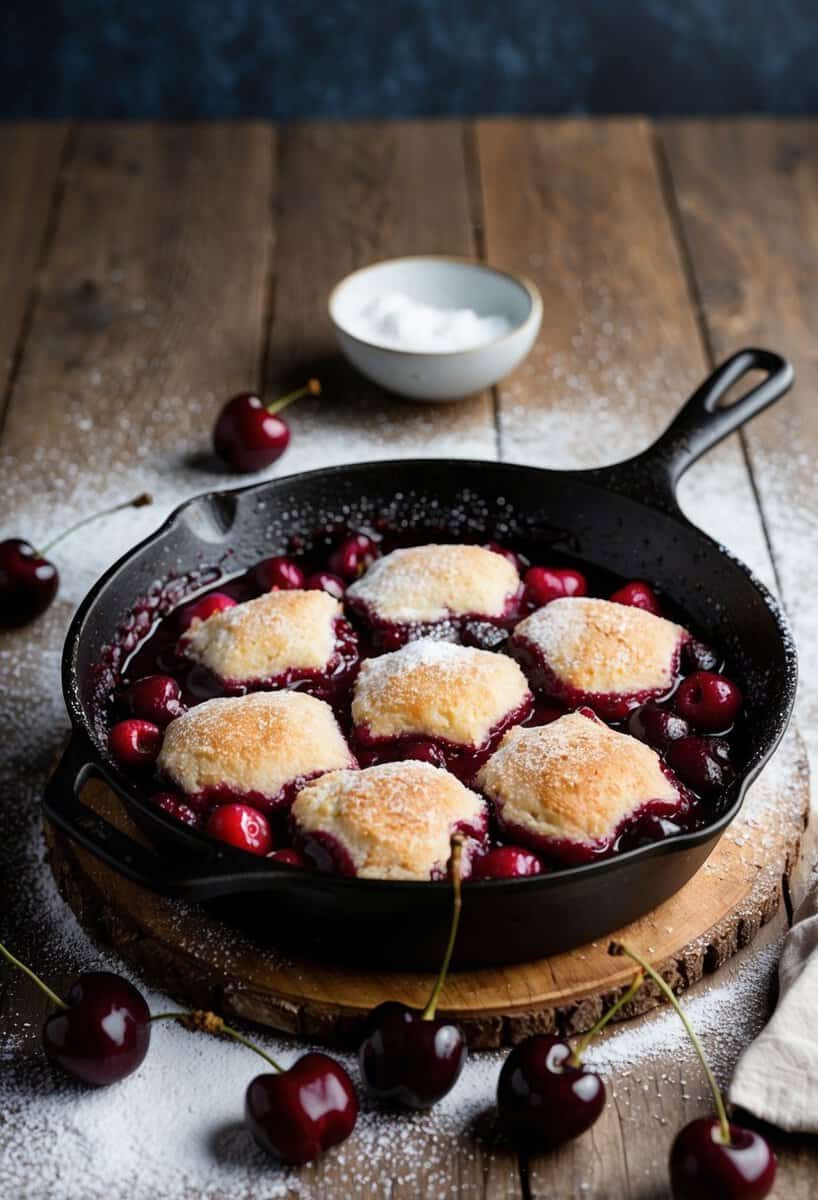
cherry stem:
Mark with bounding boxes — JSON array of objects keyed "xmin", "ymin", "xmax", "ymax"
[
  {"xmin": 0, "ymin": 941, "xmax": 68, "ymax": 1011},
  {"xmin": 569, "ymin": 969, "xmax": 645, "ymax": 1066},
  {"xmin": 265, "ymin": 378, "xmax": 321, "ymax": 417},
  {"xmin": 421, "ymin": 837, "xmax": 464, "ymax": 1021},
  {"xmin": 610, "ymin": 942, "xmax": 731, "ymax": 1145},
  {"xmin": 39, "ymin": 492, "xmax": 153, "ymax": 556},
  {"xmin": 150, "ymin": 1010, "xmax": 285, "ymax": 1073}
]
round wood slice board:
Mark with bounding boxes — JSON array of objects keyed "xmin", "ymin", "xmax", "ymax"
[{"xmin": 45, "ymin": 728, "xmax": 809, "ymax": 1049}]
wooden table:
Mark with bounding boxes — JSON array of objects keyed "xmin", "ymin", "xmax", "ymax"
[{"xmin": 1, "ymin": 119, "xmax": 817, "ymax": 1197}]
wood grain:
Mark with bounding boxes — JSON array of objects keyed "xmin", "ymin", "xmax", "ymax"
[{"xmin": 0, "ymin": 123, "xmax": 69, "ymax": 431}]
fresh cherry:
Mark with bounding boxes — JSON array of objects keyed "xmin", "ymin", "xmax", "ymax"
[
  {"xmin": 123, "ymin": 674, "xmax": 185, "ymax": 726},
  {"xmin": 610, "ymin": 580, "xmax": 662, "ymax": 614},
  {"xmin": 149, "ymin": 791, "xmax": 202, "ymax": 829},
  {"xmin": 246, "ymin": 1052, "xmax": 358, "ymax": 1165},
  {"xmin": 359, "ymin": 838, "xmax": 466, "ymax": 1109},
  {"xmin": 667, "ymin": 735, "xmax": 734, "ymax": 797},
  {"xmin": 213, "ymin": 380, "xmax": 319, "ymax": 473},
  {"xmin": 627, "ymin": 701, "xmax": 690, "ymax": 751},
  {"xmin": 359, "ymin": 1000, "xmax": 466, "ymax": 1109},
  {"xmin": 255, "ymin": 555, "xmax": 305, "ymax": 592},
  {"xmin": 471, "ymin": 845, "xmax": 544, "ymax": 880},
  {"xmin": 524, "ymin": 565, "xmax": 587, "ymax": 608},
  {"xmin": 0, "ymin": 539, "xmax": 59, "ymax": 626},
  {"xmin": 267, "ymin": 848, "xmax": 307, "ymax": 868},
  {"xmin": 675, "ymin": 672, "xmax": 742, "ymax": 732},
  {"xmin": 109, "ymin": 719, "xmax": 162, "ymax": 768},
  {"xmin": 43, "ymin": 971, "xmax": 151, "ymax": 1086},
  {"xmin": 304, "ymin": 570, "xmax": 346, "ymax": 599},
  {"xmin": 206, "ymin": 803, "xmax": 273, "ymax": 856},
  {"xmin": 0, "ymin": 493, "xmax": 151, "ymax": 627},
  {"xmin": 328, "ymin": 533, "xmax": 380, "ymax": 581},
  {"xmin": 683, "ymin": 637, "xmax": 722, "ymax": 673},
  {"xmin": 669, "ymin": 1117, "xmax": 776, "ymax": 1199},
  {"xmin": 176, "ymin": 591, "xmax": 237, "ymax": 632},
  {"xmin": 609, "ymin": 942, "xmax": 776, "ymax": 1200},
  {"xmin": 497, "ymin": 1034, "xmax": 606, "ymax": 1147}
]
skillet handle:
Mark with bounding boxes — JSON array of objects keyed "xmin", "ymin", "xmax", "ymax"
[
  {"xmin": 589, "ymin": 348, "xmax": 794, "ymax": 514},
  {"xmin": 43, "ymin": 738, "xmax": 294, "ymax": 902}
]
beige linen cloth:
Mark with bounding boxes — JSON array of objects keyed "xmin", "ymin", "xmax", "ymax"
[{"xmin": 729, "ymin": 878, "xmax": 818, "ymax": 1131}]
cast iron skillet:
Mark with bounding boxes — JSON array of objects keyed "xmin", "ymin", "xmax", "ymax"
[{"xmin": 44, "ymin": 348, "xmax": 797, "ymax": 968}]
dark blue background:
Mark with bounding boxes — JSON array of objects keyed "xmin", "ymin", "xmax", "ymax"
[{"xmin": 4, "ymin": 0, "xmax": 817, "ymax": 118}]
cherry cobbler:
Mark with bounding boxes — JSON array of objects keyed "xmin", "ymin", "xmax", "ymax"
[{"xmin": 103, "ymin": 525, "xmax": 744, "ymax": 879}]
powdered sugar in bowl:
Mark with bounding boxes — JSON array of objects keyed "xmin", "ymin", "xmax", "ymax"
[{"xmin": 329, "ymin": 256, "xmax": 542, "ymax": 401}]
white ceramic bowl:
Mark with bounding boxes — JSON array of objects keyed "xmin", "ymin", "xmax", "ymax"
[{"xmin": 328, "ymin": 256, "xmax": 542, "ymax": 402}]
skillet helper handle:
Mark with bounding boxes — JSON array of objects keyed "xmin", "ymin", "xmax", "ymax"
[
  {"xmin": 595, "ymin": 348, "xmax": 794, "ymax": 513},
  {"xmin": 43, "ymin": 738, "xmax": 288, "ymax": 902}
]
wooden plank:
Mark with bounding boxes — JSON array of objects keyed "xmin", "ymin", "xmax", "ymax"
[
  {"xmin": 265, "ymin": 120, "xmax": 496, "ymax": 468},
  {"xmin": 476, "ymin": 117, "xmax": 775, "ymax": 588},
  {"xmin": 0, "ymin": 123, "xmax": 68, "ymax": 415},
  {"xmin": 661, "ymin": 118, "xmax": 818, "ymax": 781},
  {"xmin": 475, "ymin": 116, "xmax": 790, "ymax": 1200}
]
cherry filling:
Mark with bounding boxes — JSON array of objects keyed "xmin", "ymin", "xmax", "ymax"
[
  {"xmin": 352, "ymin": 695, "xmax": 535, "ymax": 784},
  {"xmin": 99, "ymin": 528, "xmax": 743, "ymax": 874},
  {"xmin": 509, "ymin": 632, "xmax": 688, "ymax": 723}
]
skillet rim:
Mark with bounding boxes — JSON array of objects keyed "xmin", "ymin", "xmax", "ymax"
[{"xmin": 57, "ymin": 456, "xmax": 799, "ymax": 894}]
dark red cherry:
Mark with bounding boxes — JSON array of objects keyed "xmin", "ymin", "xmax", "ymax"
[
  {"xmin": 109, "ymin": 719, "xmax": 162, "ymax": 768},
  {"xmin": 616, "ymin": 812, "xmax": 691, "ymax": 852},
  {"xmin": 497, "ymin": 1034, "xmax": 606, "ymax": 1147},
  {"xmin": 267, "ymin": 848, "xmax": 307, "ymax": 868},
  {"xmin": 255, "ymin": 555, "xmax": 305, "ymax": 592},
  {"xmin": 304, "ymin": 570, "xmax": 346, "ymax": 599},
  {"xmin": 484, "ymin": 542, "xmax": 529, "ymax": 573},
  {"xmin": 609, "ymin": 580, "xmax": 662, "ymax": 615},
  {"xmin": 627, "ymin": 702, "xmax": 690, "ymax": 751},
  {"xmin": 524, "ymin": 566, "xmax": 587, "ymax": 609},
  {"xmin": 177, "ymin": 591, "xmax": 237, "ymax": 632},
  {"xmin": 328, "ymin": 533, "xmax": 380, "ymax": 581},
  {"xmin": 245, "ymin": 1053, "xmax": 358, "ymax": 1165},
  {"xmin": 206, "ymin": 803, "xmax": 273, "ymax": 856},
  {"xmin": 669, "ymin": 1117, "xmax": 776, "ymax": 1199},
  {"xmin": 149, "ymin": 791, "xmax": 202, "ymax": 829},
  {"xmin": 667, "ymin": 736, "xmax": 734, "ymax": 797},
  {"xmin": 43, "ymin": 971, "xmax": 151, "ymax": 1086},
  {"xmin": 675, "ymin": 672, "xmax": 742, "ymax": 732},
  {"xmin": 471, "ymin": 846, "xmax": 545, "ymax": 880},
  {"xmin": 0, "ymin": 494, "xmax": 152, "ymax": 628},
  {"xmin": 359, "ymin": 1000, "xmax": 466, "ymax": 1110},
  {"xmin": 123, "ymin": 674, "xmax": 185, "ymax": 726},
  {"xmin": 683, "ymin": 637, "xmax": 722, "ymax": 673},
  {"xmin": 213, "ymin": 393, "xmax": 290, "ymax": 473},
  {"xmin": 0, "ymin": 539, "xmax": 59, "ymax": 627}
]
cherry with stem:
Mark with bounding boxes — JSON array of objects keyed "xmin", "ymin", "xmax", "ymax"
[
  {"xmin": 0, "ymin": 940, "xmax": 151, "ymax": 1086},
  {"xmin": 497, "ymin": 968, "xmax": 644, "ymax": 1147},
  {"xmin": 0, "ymin": 492, "xmax": 153, "ymax": 627},
  {"xmin": 358, "ymin": 837, "xmax": 467, "ymax": 1109},
  {"xmin": 213, "ymin": 379, "xmax": 321, "ymax": 473},
  {"xmin": 152, "ymin": 1008, "xmax": 358, "ymax": 1165},
  {"xmin": 610, "ymin": 942, "xmax": 776, "ymax": 1200}
]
